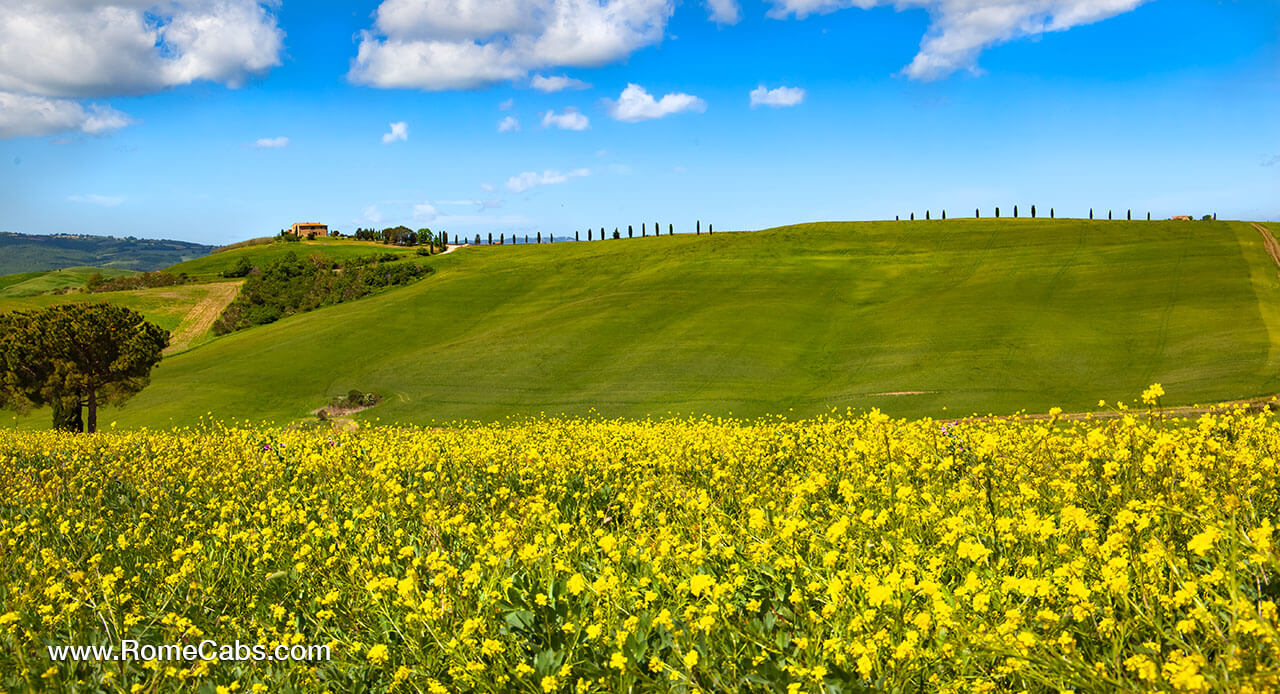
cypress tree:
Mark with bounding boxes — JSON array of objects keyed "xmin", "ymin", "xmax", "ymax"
[
  {"xmin": 642, "ymin": 223, "xmax": 646, "ymax": 237},
  {"xmin": 669, "ymin": 224, "xmax": 673, "ymax": 235},
  {"xmin": 896, "ymin": 215, "xmax": 899, "ymax": 221},
  {"xmin": 1127, "ymin": 209, "xmax": 1131, "ymax": 221},
  {"xmin": 576, "ymin": 231, "xmax": 580, "ymax": 241},
  {"xmin": 1051, "ymin": 208, "xmax": 1054, "ymax": 219},
  {"xmin": 501, "ymin": 233, "xmax": 505, "ymax": 244},
  {"xmin": 628, "ymin": 225, "xmax": 633, "ymax": 238},
  {"xmin": 697, "ymin": 220, "xmax": 701, "ymax": 235},
  {"xmin": 910, "ymin": 213, "xmax": 914, "ymax": 220},
  {"xmin": 588, "ymin": 229, "xmax": 593, "ymax": 241},
  {"xmin": 488, "ymin": 233, "xmax": 493, "ymax": 244},
  {"xmin": 1089, "ymin": 209, "xmax": 1093, "ymax": 220},
  {"xmin": 1014, "ymin": 205, "xmax": 1018, "ymax": 218},
  {"xmin": 975, "ymin": 208, "xmax": 979, "ymax": 218},
  {"xmin": 525, "ymin": 235, "xmax": 529, "ymax": 244},
  {"xmin": 537, "ymin": 231, "xmax": 542, "ymax": 243},
  {"xmin": 926, "ymin": 210, "xmax": 930, "ymax": 220},
  {"xmin": 709, "ymin": 224, "xmax": 713, "ymax": 234},
  {"xmin": 613, "ymin": 228, "xmax": 620, "ymax": 239},
  {"xmin": 1147, "ymin": 212, "xmax": 1151, "ymax": 221},
  {"xmin": 1108, "ymin": 210, "xmax": 1112, "ymax": 220},
  {"xmin": 475, "ymin": 234, "xmax": 481, "ymax": 244},
  {"xmin": 942, "ymin": 210, "xmax": 946, "ymax": 220},
  {"xmin": 1031, "ymin": 205, "xmax": 1036, "ymax": 218},
  {"xmin": 995, "ymin": 207, "xmax": 1000, "ymax": 218}
]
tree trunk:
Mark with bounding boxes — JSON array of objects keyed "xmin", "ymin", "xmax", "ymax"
[{"xmin": 87, "ymin": 387, "xmax": 98, "ymax": 434}]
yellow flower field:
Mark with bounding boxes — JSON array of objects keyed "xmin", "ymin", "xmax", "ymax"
[{"xmin": 2, "ymin": 399, "xmax": 1278, "ymax": 693}]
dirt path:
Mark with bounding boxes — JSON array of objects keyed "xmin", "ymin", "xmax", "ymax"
[
  {"xmin": 165, "ymin": 281, "xmax": 241, "ymax": 354},
  {"xmin": 1252, "ymin": 223, "xmax": 1280, "ymax": 279}
]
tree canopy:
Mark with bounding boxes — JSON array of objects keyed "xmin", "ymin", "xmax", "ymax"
[{"xmin": 0, "ymin": 303, "xmax": 169, "ymax": 432}]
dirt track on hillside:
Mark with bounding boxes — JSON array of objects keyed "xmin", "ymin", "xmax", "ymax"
[
  {"xmin": 1252, "ymin": 223, "xmax": 1280, "ymax": 278},
  {"xmin": 165, "ymin": 281, "xmax": 241, "ymax": 354}
]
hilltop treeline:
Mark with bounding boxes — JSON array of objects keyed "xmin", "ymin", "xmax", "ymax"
[{"xmin": 212, "ymin": 252, "xmax": 429, "ymax": 335}]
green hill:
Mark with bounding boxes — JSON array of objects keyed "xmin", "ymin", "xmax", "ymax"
[
  {"xmin": 168, "ymin": 236, "xmax": 419, "ymax": 280},
  {"xmin": 0, "ymin": 232, "xmax": 214, "ymax": 274},
  {"xmin": 0, "ymin": 266, "xmax": 135, "ymax": 298},
  {"xmin": 5, "ymin": 219, "xmax": 1280, "ymax": 429}
]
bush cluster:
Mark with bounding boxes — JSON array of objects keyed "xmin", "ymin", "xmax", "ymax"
[
  {"xmin": 211, "ymin": 252, "xmax": 429, "ymax": 334},
  {"xmin": 86, "ymin": 271, "xmax": 187, "ymax": 293}
]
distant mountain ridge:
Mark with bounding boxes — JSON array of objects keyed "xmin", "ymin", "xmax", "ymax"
[{"xmin": 0, "ymin": 232, "xmax": 215, "ymax": 274}]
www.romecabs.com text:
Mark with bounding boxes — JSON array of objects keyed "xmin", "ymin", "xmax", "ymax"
[{"xmin": 47, "ymin": 640, "xmax": 332, "ymax": 663}]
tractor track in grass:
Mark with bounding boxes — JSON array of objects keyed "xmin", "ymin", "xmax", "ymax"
[
  {"xmin": 1252, "ymin": 223, "xmax": 1280, "ymax": 278},
  {"xmin": 165, "ymin": 281, "xmax": 241, "ymax": 354}
]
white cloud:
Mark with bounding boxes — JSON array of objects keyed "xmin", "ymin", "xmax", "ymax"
[
  {"xmin": 349, "ymin": 0, "xmax": 675, "ymax": 91},
  {"xmin": 750, "ymin": 84, "xmax": 805, "ymax": 107},
  {"xmin": 530, "ymin": 74, "xmax": 591, "ymax": 92},
  {"xmin": 0, "ymin": 1, "xmax": 281, "ymax": 138},
  {"xmin": 479, "ymin": 198, "xmax": 503, "ymax": 209},
  {"xmin": 541, "ymin": 107, "xmax": 589, "ymax": 130},
  {"xmin": 498, "ymin": 115, "xmax": 520, "ymax": 132},
  {"xmin": 0, "ymin": 91, "xmax": 132, "ymax": 138},
  {"xmin": 480, "ymin": 182, "xmax": 496, "ymax": 192},
  {"xmin": 382, "ymin": 121, "xmax": 409, "ymax": 143},
  {"xmin": 1263, "ymin": 154, "xmax": 1280, "ymax": 168},
  {"xmin": 413, "ymin": 202, "xmax": 439, "ymax": 221},
  {"xmin": 362, "ymin": 205, "xmax": 385, "ymax": 225},
  {"xmin": 0, "ymin": 0, "xmax": 284, "ymax": 98},
  {"xmin": 604, "ymin": 83, "xmax": 705, "ymax": 122},
  {"xmin": 68, "ymin": 193, "xmax": 125, "ymax": 206},
  {"xmin": 706, "ymin": 0, "xmax": 742, "ymax": 24},
  {"xmin": 254, "ymin": 136, "xmax": 290, "ymax": 148},
  {"xmin": 499, "ymin": 97, "xmax": 515, "ymax": 110},
  {"xmin": 765, "ymin": 0, "xmax": 1149, "ymax": 80},
  {"xmin": 436, "ymin": 199, "xmax": 481, "ymax": 205},
  {"xmin": 505, "ymin": 168, "xmax": 590, "ymax": 193}
]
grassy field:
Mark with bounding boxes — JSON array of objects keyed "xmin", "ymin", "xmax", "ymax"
[
  {"xmin": 167, "ymin": 236, "xmax": 422, "ymax": 279},
  {"xmin": 0, "ymin": 266, "xmax": 134, "ymax": 298},
  {"xmin": 10, "ymin": 217, "xmax": 1268, "ymax": 430},
  {"xmin": 0, "ymin": 282, "xmax": 239, "ymax": 346}
]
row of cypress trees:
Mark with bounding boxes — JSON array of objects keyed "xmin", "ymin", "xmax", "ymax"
[
  {"xmin": 463, "ymin": 222, "xmax": 717, "ymax": 246},
  {"xmin": 895, "ymin": 208, "xmax": 1213, "ymax": 221}
]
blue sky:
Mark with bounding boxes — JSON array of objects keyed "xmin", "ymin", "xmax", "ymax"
[{"xmin": 0, "ymin": 0, "xmax": 1276, "ymax": 245}]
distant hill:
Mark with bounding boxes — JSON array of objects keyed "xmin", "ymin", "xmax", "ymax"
[{"xmin": 0, "ymin": 232, "xmax": 215, "ymax": 274}]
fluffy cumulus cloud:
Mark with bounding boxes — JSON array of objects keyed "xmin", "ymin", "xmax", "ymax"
[
  {"xmin": 505, "ymin": 168, "xmax": 590, "ymax": 193},
  {"xmin": 0, "ymin": 92, "xmax": 133, "ymax": 138},
  {"xmin": 604, "ymin": 83, "xmax": 705, "ymax": 122},
  {"xmin": 254, "ymin": 136, "xmax": 289, "ymax": 148},
  {"xmin": 0, "ymin": 0, "xmax": 284, "ymax": 138},
  {"xmin": 349, "ymin": 0, "xmax": 674, "ymax": 90},
  {"xmin": 750, "ymin": 84, "xmax": 805, "ymax": 107},
  {"xmin": 497, "ymin": 115, "xmax": 520, "ymax": 132},
  {"xmin": 530, "ymin": 74, "xmax": 591, "ymax": 92},
  {"xmin": 706, "ymin": 0, "xmax": 742, "ymax": 24},
  {"xmin": 541, "ymin": 107, "xmax": 589, "ymax": 130},
  {"xmin": 382, "ymin": 121, "xmax": 409, "ymax": 143},
  {"xmin": 765, "ymin": 0, "xmax": 1149, "ymax": 80}
]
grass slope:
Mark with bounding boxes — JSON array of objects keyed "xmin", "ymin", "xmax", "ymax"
[
  {"xmin": 48, "ymin": 218, "xmax": 1272, "ymax": 431},
  {"xmin": 167, "ymin": 237, "xmax": 420, "ymax": 280},
  {"xmin": 0, "ymin": 267, "xmax": 135, "ymax": 298},
  {"xmin": 0, "ymin": 282, "xmax": 233, "ymax": 338}
]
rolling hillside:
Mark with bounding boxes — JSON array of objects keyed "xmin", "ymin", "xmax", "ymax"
[
  {"xmin": 12, "ymin": 217, "xmax": 1270, "ymax": 430},
  {"xmin": 0, "ymin": 267, "xmax": 135, "ymax": 298},
  {"xmin": 0, "ymin": 232, "xmax": 213, "ymax": 274}
]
